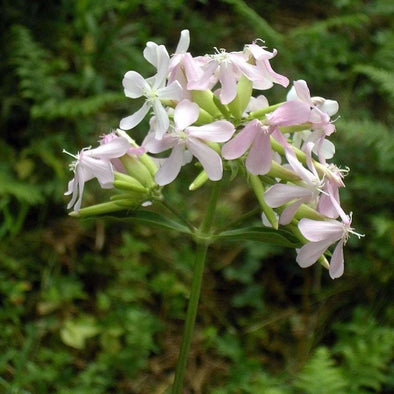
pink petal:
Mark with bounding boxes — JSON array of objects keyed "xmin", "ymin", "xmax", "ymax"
[
  {"xmin": 298, "ymin": 218, "xmax": 344, "ymax": 243},
  {"xmin": 219, "ymin": 63, "xmax": 238, "ymax": 104},
  {"xmin": 186, "ymin": 137, "xmax": 223, "ymax": 181},
  {"xmin": 265, "ymin": 184, "xmax": 312, "ymax": 207},
  {"xmin": 174, "ymin": 99, "xmax": 199, "ymax": 131},
  {"xmin": 222, "ymin": 120, "xmax": 259, "ymax": 160},
  {"xmin": 267, "ymin": 100, "xmax": 311, "ymax": 126},
  {"xmin": 86, "ymin": 137, "xmax": 130, "ymax": 160},
  {"xmin": 329, "ymin": 239, "xmax": 344, "ymax": 279},
  {"xmin": 245, "ymin": 131, "xmax": 272, "ymax": 175},
  {"xmin": 293, "ymin": 80, "xmax": 312, "ymax": 104},
  {"xmin": 187, "ymin": 120, "xmax": 235, "ymax": 143},
  {"xmin": 296, "ymin": 239, "xmax": 332, "ymax": 267},
  {"xmin": 279, "ymin": 198, "xmax": 305, "ymax": 225}
]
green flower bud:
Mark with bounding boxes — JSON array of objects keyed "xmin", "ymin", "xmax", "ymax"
[
  {"xmin": 191, "ymin": 90, "xmax": 222, "ymax": 118},
  {"xmin": 227, "ymin": 75, "xmax": 253, "ymax": 120},
  {"xmin": 120, "ymin": 155, "xmax": 156, "ymax": 188},
  {"xmin": 189, "ymin": 170, "xmax": 209, "ymax": 191},
  {"xmin": 69, "ymin": 201, "xmax": 125, "ymax": 217}
]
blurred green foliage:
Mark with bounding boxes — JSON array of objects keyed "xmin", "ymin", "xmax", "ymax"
[{"xmin": 0, "ymin": 0, "xmax": 393, "ymax": 392}]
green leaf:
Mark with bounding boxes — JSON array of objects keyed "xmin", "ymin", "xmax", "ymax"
[
  {"xmin": 60, "ymin": 317, "xmax": 100, "ymax": 350},
  {"xmin": 92, "ymin": 210, "xmax": 192, "ymax": 235},
  {"xmin": 215, "ymin": 226, "xmax": 301, "ymax": 248}
]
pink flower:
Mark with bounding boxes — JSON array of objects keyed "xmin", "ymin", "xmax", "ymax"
[
  {"xmin": 296, "ymin": 215, "xmax": 363, "ymax": 279},
  {"xmin": 188, "ymin": 41, "xmax": 288, "ymax": 105},
  {"xmin": 222, "ymin": 119, "xmax": 275, "ymax": 175},
  {"xmin": 64, "ymin": 137, "xmax": 131, "ymax": 212},
  {"xmin": 143, "ymin": 99, "xmax": 235, "ymax": 185},
  {"xmin": 264, "ymin": 149, "xmax": 325, "ymax": 225}
]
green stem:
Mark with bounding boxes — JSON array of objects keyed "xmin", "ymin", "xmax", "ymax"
[{"xmin": 172, "ymin": 181, "xmax": 221, "ymax": 394}]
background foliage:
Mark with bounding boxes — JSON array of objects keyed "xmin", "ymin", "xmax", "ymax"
[{"xmin": 1, "ymin": 0, "xmax": 393, "ymax": 392}]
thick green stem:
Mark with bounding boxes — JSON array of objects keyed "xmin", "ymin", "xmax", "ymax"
[{"xmin": 172, "ymin": 181, "xmax": 221, "ymax": 394}]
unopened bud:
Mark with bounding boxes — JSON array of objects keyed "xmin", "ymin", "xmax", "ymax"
[
  {"xmin": 227, "ymin": 75, "xmax": 253, "ymax": 120},
  {"xmin": 191, "ymin": 90, "xmax": 222, "ymax": 118},
  {"xmin": 189, "ymin": 170, "xmax": 209, "ymax": 190}
]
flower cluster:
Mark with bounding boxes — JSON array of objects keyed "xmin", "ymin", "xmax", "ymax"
[{"xmin": 65, "ymin": 30, "xmax": 362, "ymax": 279}]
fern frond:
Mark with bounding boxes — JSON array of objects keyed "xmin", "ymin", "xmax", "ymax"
[
  {"xmin": 353, "ymin": 64, "xmax": 394, "ymax": 102},
  {"xmin": 333, "ymin": 308, "xmax": 394, "ymax": 393},
  {"xmin": 294, "ymin": 347, "xmax": 348, "ymax": 394},
  {"xmin": 31, "ymin": 92, "xmax": 124, "ymax": 120},
  {"xmin": 290, "ymin": 13, "xmax": 370, "ymax": 36},
  {"xmin": 10, "ymin": 25, "xmax": 63, "ymax": 104}
]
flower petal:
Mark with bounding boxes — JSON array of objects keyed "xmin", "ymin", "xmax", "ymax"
[
  {"xmin": 298, "ymin": 218, "xmax": 344, "ymax": 243},
  {"xmin": 246, "ymin": 131, "xmax": 272, "ymax": 175},
  {"xmin": 86, "ymin": 137, "xmax": 130, "ymax": 160},
  {"xmin": 119, "ymin": 101, "xmax": 151, "ymax": 130},
  {"xmin": 187, "ymin": 120, "xmax": 235, "ymax": 143},
  {"xmin": 293, "ymin": 80, "xmax": 312, "ymax": 104},
  {"xmin": 174, "ymin": 99, "xmax": 199, "ymax": 131},
  {"xmin": 152, "ymin": 98, "xmax": 169, "ymax": 136},
  {"xmin": 222, "ymin": 120, "xmax": 258, "ymax": 159},
  {"xmin": 186, "ymin": 137, "xmax": 223, "ymax": 181},
  {"xmin": 155, "ymin": 143, "xmax": 185, "ymax": 185},
  {"xmin": 267, "ymin": 100, "xmax": 311, "ymax": 126},
  {"xmin": 175, "ymin": 29, "xmax": 190, "ymax": 54},
  {"xmin": 329, "ymin": 239, "xmax": 344, "ymax": 279},
  {"xmin": 157, "ymin": 80, "xmax": 183, "ymax": 101},
  {"xmin": 122, "ymin": 71, "xmax": 147, "ymax": 98},
  {"xmin": 219, "ymin": 63, "xmax": 238, "ymax": 104},
  {"xmin": 265, "ymin": 184, "xmax": 312, "ymax": 207},
  {"xmin": 296, "ymin": 239, "xmax": 332, "ymax": 267}
]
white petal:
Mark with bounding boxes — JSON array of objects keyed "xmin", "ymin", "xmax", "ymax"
[
  {"xmin": 174, "ymin": 99, "xmax": 199, "ymax": 130},
  {"xmin": 157, "ymin": 80, "xmax": 183, "ymax": 101},
  {"xmin": 155, "ymin": 143, "xmax": 185, "ymax": 185},
  {"xmin": 319, "ymin": 99, "xmax": 339, "ymax": 116},
  {"xmin": 122, "ymin": 71, "xmax": 147, "ymax": 98},
  {"xmin": 186, "ymin": 137, "xmax": 223, "ymax": 181},
  {"xmin": 119, "ymin": 101, "xmax": 151, "ymax": 130},
  {"xmin": 175, "ymin": 30, "xmax": 190, "ymax": 54},
  {"xmin": 152, "ymin": 99, "xmax": 169, "ymax": 136}
]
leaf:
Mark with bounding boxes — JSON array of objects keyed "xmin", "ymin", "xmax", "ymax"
[
  {"xmin": 215, "ymin": 226, "xmax": 301, "ymax": 248},
  {"xmin": 91, "ymin": 210, "xmax": 192, "ymax": 235},
  {"xmin": 60, "ymin": 317, "xmax": 100, "ymax": 350}
]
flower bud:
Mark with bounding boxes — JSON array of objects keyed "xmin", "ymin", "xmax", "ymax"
[
  {"xmin": 227, "ymin": 75, "xmax": 253, "ymax": 120},
  {"xmin": 120, "ymin": 155, "xmax": 157, "ymax": 188},
  {"xmin": 69, "ymin": 201, "xmax": 125, "ymax": 217},
  {"xmin": 189, "ymin": 170, "xmax": 209, "ymax": 190},
  {"xmin": 191, "ymin": 90, "xmax": 222, "ymax": 118}
]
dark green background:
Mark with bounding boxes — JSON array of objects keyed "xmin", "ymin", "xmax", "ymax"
[{"xmin": 1, "ymin": 0, "xmax": 393, "ymax": 392}]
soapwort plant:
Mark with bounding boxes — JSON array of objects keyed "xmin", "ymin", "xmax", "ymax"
[{"xmin": 64, "ymin": 30, "xmax": 363, "ymax": 393}]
